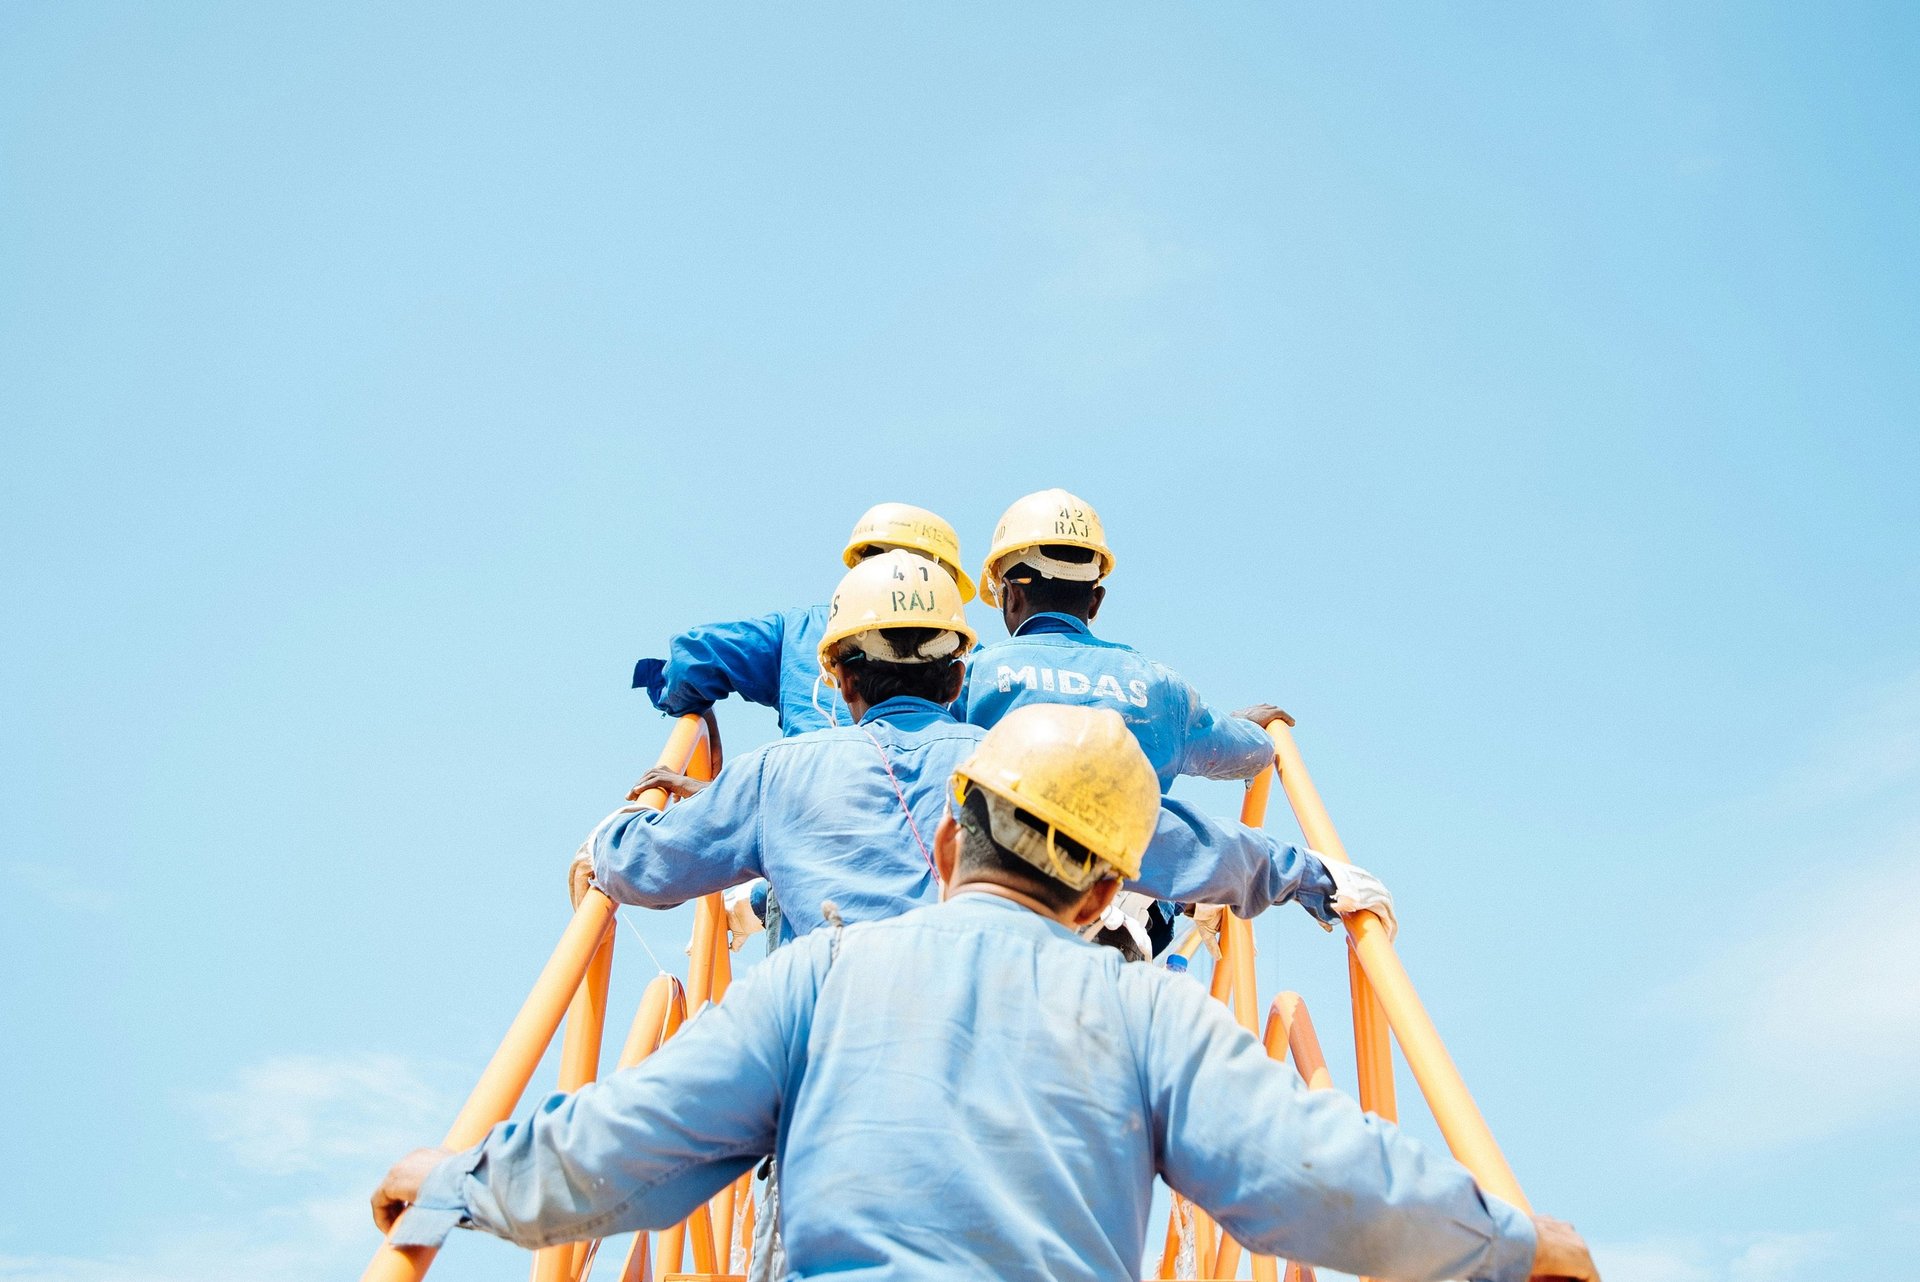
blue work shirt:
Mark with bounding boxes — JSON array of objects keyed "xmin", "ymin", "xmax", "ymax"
[
  {"xmin": 633, "ymin": 603, "xmax": 849, "ymax": 736},
  {"xmin": 394, "ymin": 895, "xmax": 1536, "ymax": 1282},
  {"xmin": 590, "ymin": 698, "xmax": 1339, "ymax": 943},
  {"xmin": 959, "ymin": 613, "xmax": 1275, "ymax": 791}
]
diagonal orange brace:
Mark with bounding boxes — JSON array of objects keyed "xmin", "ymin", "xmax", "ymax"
[
  {"xmin": 1265, "ymin": 721, "xmax": 1530, "ymax": 1212},
  {"xmin": 361, "ymin": 714, "xmax": 712, "ymax": 1282}
]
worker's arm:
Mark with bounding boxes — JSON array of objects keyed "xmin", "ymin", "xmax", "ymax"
[
  {"xmin": 1169, "ymin": 671, "xmax": 1279, "ymax": 782},
  {"xmin": 380, "ymin": 935, "xmax": 829, "ymax": 1250},
  {"xmin": 590, "ymin": 750, "xmax": 768, "ymax": 907},
  {"xmin": 1142, "ymin": 976, "xmax": 1539, "ymax": 1282},
  {"xmin": 632, "ymin": 611, "xmax": 789, "ymax": 716},
  {"xmin": 1130, "ymin": 799, "xmax": 1341, "ymax": 923}
]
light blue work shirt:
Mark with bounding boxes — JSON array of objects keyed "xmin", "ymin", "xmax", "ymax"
[
  {"xmin": 591, "ymin": 698, "xmax": 1340, "ymax": 943},
  {"xmin": 633, "ymin": 603, "xmax": 849, "ymax": 735},
  {"xmin": 393, "ymin": 894, "xmax": 1536, "ymax": 1282},
  {"xmin": 958, "ymin": 613, "xmax": 1275, "ymax": 791}
]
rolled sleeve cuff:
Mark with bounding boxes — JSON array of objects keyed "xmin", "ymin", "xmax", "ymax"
[
  {"xmin": 1293, "ymin": 851, "xmax": 1341, "ymax": 924},
  {"xmin": 1480, "ymin": 1193, "xmax": 1537, "ymax": 1282},
  {"xmin": 386, "ymin": 1145, "xmax": 485, "ymax": 1249}
]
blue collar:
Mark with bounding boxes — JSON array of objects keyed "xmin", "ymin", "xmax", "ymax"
[
  {"xmin": 858, "ymin": 695, "xmax": 959, "ymax": 725},
  {"xmin": 1013, "ymin": 612, "xmax": 1093, "ymax": 639}
]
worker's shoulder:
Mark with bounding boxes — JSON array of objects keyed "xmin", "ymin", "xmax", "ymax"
[
  {"xmin": 760, "ymin": 716, "xmax": 982, "ymax": 754},
  {"xmin": 1109, "ymin": 956, "xmax": 1220, "ymax": 1031},
  {"xmin": 782, "ymin": 601, "xmax": 830, "ymax": 629},
  {"xmin": 976, "ymin": 631, "xmax": 1146, "ymax": 660}
]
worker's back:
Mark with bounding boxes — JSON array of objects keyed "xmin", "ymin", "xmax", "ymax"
[
  {"xmin": 780, "ymin": 894, "xmax": 1155, "ymax": 1279},
  {"xmin": 749, "ymin": 698, "xmax": 981, "ymax": 939},
  {"xmin": 768, "ymin": 894, "xmax": 1526, "ymax": 1282},
  {"xmin": 397, "ymin": 881, "xmax": 1529, "ymax": 1282},
  {"xmin": 961, "ymin": 613, "xmax": 1272, "ymax": 791},
  {"xmin": 592, "ymin": 695, "xmax": 984, "ymax": 941}
]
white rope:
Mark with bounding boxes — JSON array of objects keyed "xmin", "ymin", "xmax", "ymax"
[{"xmin": 614, "ymin": 907, "xmax": 671, "ymax": 978}]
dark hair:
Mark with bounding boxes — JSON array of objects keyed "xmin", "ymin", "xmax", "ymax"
[
  {"xmin": 1002, "ymin": 544, "xmax": 1100, "ymax": 617},
  {"xmin": 835, "ymin": 627, "xmax": 963, "ymax": 707},
  {"xmin": 952, "ymin": 787, "xmax": 1089, "ymax": 913}
]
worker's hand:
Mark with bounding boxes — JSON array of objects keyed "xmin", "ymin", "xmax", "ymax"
[
  {"xmin": 1180, "ymin": 902, "xmax": 1226, "ymax": 957},
  {"xmin": 627, "ymin": 767, "xmax": 708, "ymax": 803},
  {"xmin": 1528, "ymin": 1214, "xmax": 1599, "ymax": 1280},
  {"xmin": 724, "ymin": 881, "xmax": 767, "ymax": 951},
  {"xmin": 1324, "ymin": 858, "xmax": 1398, "ymax": 940},
  {"xmin": 371, "ymin": 1146, "xmax": 453, "ymax": 1234},
  {"xmin": 1186, "ymin": 902, "xmax": 1226, "ymax": 934},
  {"xmin": 1233, "ymin": 703, "xmax": 1295, "ymax": 729},
  {"xmin": 568, "ymin": 844, "xmax": 596, "ymax": 908},
  {"xmin": 702, "ymin": 708, "xmax": 724, "ymax": 775}
]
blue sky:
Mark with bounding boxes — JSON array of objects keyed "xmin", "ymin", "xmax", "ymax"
[{"xmin": 3, "ymin": 4, "xmax": 1917, "ymax": 1280}]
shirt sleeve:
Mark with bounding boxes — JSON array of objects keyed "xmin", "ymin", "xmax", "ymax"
[
  {"xmin": 591, "ymin": 752, "xmax": 768, "ymax": 907},
  {"xmin": 1139, "ymin": 976, "xmax": 1537, "ymax": 1282},
  {"xmin": 1130, "ymin": 798, "xmax": 1339, "ymax": 922},
  {"xmin": 389, "ymin": 936, "xmax": 832, "ymax": 1251},
  {"xmin": 635, "ymin": 612, "xmax": 789, "ymax": 716},
  {"xmin": 1170, "ymin": 672, "xmax": 1277, "ymax": 782}
]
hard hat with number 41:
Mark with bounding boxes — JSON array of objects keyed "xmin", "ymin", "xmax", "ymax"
[{"xmin": 817, "ymin": 550, "xmax": 977, "ymax": 678}]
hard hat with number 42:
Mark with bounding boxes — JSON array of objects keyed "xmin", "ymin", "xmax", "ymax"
[
  {"xmin": 979, "ymin": 488, "xmax": 1115, "ymax": 606},
  {"xmin": 951, "ymin": 703, "xmax": 1159, "ymax": 885},
  {"xmin": 817, "ymin": 550, "xmax": 978, "ymax": 678},
  {"xmin": 843, "ymin": 503, "xmax": 977, "ymax": 603}
]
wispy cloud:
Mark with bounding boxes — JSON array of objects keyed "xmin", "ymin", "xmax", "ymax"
[
  {"xmin": 1598, "ymin": 1231, "xmax": 1836, "ymax": 1282},
  {"xmin": 0, "ymin": 1195, "xmax": 370, "ymax": 1282},
  {"xmin": 1661, "ymin": 671, "xmax": 1920, "ymax": 1155},
  {"xmin": 0, "ymin": 1053, "xmax": 462, "ymax": 1282},
  {"xmin": 4, "ymin": 861, "xmax": 115, "ymax": 916},
  {"xmin": 1659, "ymin": 844, "xmax": 1920, "ymax": 1152},
  {"xmin": 1037, "ymin": 205, "xmax": 1211, "ymax": 304},
  {"xmin": 191, "ymin": 1052, "xmax": 453, "ymax": 1176},
  {"xmin": 1771, "ymin": 671, "xmax": 1920, "ymax": 812}
]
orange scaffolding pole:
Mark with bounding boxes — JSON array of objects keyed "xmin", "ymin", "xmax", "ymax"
[
  {"xmin": 1266, "ymin": 721, "xmax": 1529, "ymax": 1212},
  {"xmin": 361, "ymin": 714, "xmax": 712, "ymax": 1282}
]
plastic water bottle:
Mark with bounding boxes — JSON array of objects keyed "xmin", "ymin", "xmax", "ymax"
[{"xmin": 1162, "ymin": 953, "xmax": 1189, "ymax": 974}]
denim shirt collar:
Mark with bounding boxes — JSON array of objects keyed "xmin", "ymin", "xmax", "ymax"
[
  {"xmin": 858, "ymin": 695, "xmax": 960, "ymax": 726},
  {"xmin": 1013, "ymin": 612, "xmax": 1093, "ymax": 639}
]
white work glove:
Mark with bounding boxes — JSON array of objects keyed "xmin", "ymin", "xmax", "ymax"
[
  {"xmin": 1181, "ymin": 902, "xmax": 1226, "ymax": 958},
  {"xmin": 723, "ymin": 880, "xmax": 768, "ymax": 951},
  {"xmin": 1079, "ymin": 891, "xmax": 1156, "ymax": 960},
  {"xmin": 1322, "ymin": 857, "xmax": 1397, "ymax": 940}
]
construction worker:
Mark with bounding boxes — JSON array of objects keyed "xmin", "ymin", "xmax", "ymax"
[
  {"xmin": 630, "ymin": 502, "xmax": 976, "ymax": 737},
  {"xmin": 375, "ymin": 704, "xmax": 1596, "ymax": 1282},
  {"xmin": 571, "ymin": 552, "xmax": 1395, "ymax": 945},
  {"xmin": 962, "ymin": 488, "xmax": 1287, "ymax": 792}
]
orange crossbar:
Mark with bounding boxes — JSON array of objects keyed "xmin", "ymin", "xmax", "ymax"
[
  {"xmin": 1266, "ymin": 722, "xmax": 1530, "ymax": 1212},
  {"xmin": 361, "ymin": 715, "xmax": 712, "ymax": 1282}
]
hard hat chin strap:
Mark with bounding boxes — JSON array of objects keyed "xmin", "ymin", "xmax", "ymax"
[
  {"xmin": 843, "ymin": 629, "xmax": 964, "ymax": 664},
  {"xmin": 1003, "ymin": 549, "xmax": 1104, "ymax": 584},
  {"xmin": 964, "ymin": 786, "xmax": 1106, "ymax": 892}
]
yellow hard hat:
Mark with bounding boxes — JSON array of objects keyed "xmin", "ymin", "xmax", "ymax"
[
  {"xmin": 978, "ymin": 488, "xmax": 1114, "ymax": 607},
  {"xmin": 950, "ymin": 703, "xmax": 1159, "ymax": 887},
  {"xmin": 843, "ymin": 503, "xmax": 977, "ymax": 603},
  {"xmin": 817, "ymin": 549, "xmax": 979, "ymax": 681}
]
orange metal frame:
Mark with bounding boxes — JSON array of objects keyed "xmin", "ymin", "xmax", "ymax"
[
  {"xmin": 360, "ymin": 714, "xmax": 716, "ymax": 1282},
  {"xmin": 367, "ymin": 715, "xmax": 1529, "ymax": 1282},
  {"xmin": 1154, "ymin": 723, "xmax": 1530, "ymax": 1279}
]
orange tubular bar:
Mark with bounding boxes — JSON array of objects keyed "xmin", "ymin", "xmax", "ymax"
[
  {"xmin": 532, "ymin": 930, "xmax": 618, "ymax": 1282},
  {"xmin": 361, "ymin": 715, "xmax": 712, "ymax": 1282},
  {"xmin": 1266, "ymin": 722, "xmax": 1530, "ymax": 1212},
  {"xmin": 1265, "ymin": 992, "xmax": 1333, "ymax": 1092}
]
